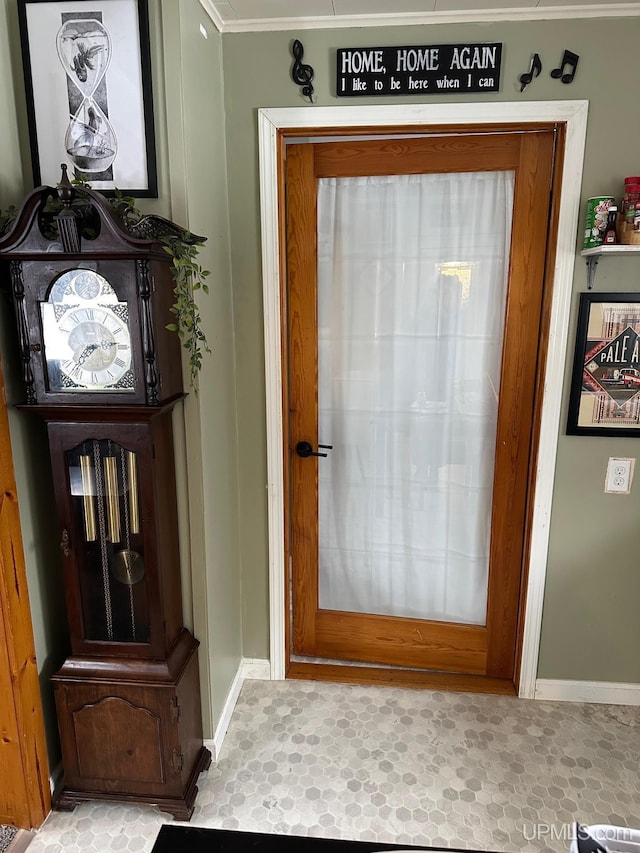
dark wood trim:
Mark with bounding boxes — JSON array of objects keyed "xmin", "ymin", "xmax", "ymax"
[
  {"xmin": 16, "ymin": 395, "xmax": 185, "ymax": 423},
  {"xmin": 315, "ymin": 611, "xmax": 488, "ymax": 676},
  {"xmin": 484, "ymin": 129, "xmax": 555, "ymax": 679},
  {"xmin": 313, "ymin": 133, "xmax": 521, "ymax": 178},
  {"xmin": 286, "ymin": 144, "xmax": 319, "ymax": 656},
  {"xmin": 287, "ymin": 661, "xmax": 516, "ymax": 695},
  {"xmin": 51, "ymin": 627, "xmax": 199, "ymax": 684},
  {"xmin": 279, "ymin": 122, "xmax": 560, "ymax": 141}
]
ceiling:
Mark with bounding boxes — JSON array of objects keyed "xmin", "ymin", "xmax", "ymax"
[{"xmin": 199, "ymin": 0, "xmax": 640, "ymax": 32}]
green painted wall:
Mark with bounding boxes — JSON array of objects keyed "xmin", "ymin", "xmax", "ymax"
[
  {"xmin": 222, "ymin": 18, "xmax": 640, "ymax": 681},
  {"xmin": 0, "ymin": 0, "xmax": 241, "ymax": 761},
  {"xmin": 161, "ymin": 0, "xmax": 242, "ymax": 732}
]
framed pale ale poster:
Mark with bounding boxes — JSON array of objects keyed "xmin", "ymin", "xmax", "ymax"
[{"xmin": 567, "ymin": 292, "xmax": 640, "ymax": 436}]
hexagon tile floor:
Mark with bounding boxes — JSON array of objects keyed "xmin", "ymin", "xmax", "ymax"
[{"xmin": 24, "ymin": 679, "xmax": 640, "ymax": 853}]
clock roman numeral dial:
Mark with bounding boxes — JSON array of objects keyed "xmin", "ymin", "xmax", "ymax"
[{"xmin": 39, "ymin": 270, "xmax": 136, "ymax": 394}]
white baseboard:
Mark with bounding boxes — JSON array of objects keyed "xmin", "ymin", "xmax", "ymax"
[
  {"xmin": 212, "ymin": 658, "xmax": 271, "ymax": 757},
  {"xmin": 203, "ymin": 737, "xmax": 216, "ymax": 762},
  {"xmin": 241, "ymin": 658, "xmax": 271, "ymax": 680},
  {"xmin": 212, "ymin": 664, "xmax": 245, "ymax": 757},
  {"xmin": 535, "ymin": 678, "xmax": 640, "ymax": 705}
]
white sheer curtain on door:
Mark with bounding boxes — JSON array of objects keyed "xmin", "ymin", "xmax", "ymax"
[{"xmin": 317, "ymin": 170, "xmax": 515, "ymax": 625}]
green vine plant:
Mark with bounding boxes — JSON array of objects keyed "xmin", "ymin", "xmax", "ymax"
[
  {"xmin": 107, "ymin": 188, "xmax": 212, "ymax": 392},
  {"xmin": 0, "ymin": 185, "xmax": 211, "ymax": 392},
  {"xmin": 162, "ymin": 234, "xmax": 211, "ymax": 387}
]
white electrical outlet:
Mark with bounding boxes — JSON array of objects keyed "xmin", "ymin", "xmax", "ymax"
[{"xmin": 605, "ymin": 457, "xmax": 635, "ymax": 494}]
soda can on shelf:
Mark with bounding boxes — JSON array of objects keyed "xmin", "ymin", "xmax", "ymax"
[{"xmin": 584, "ymin": 196, "xmax": 616, "ymax": 248}]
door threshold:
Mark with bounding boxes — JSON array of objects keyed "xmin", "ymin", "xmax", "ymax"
[{"xmin": 286, "ymin": 661, "xmax": 517, "ymax": 695}]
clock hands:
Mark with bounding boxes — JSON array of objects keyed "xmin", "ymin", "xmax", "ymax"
[
  {"xmin": 75, "ymin": 340, "xmax": 117, "ymax": 367},
  {"xmin": 76, "ymin": 344, "xmax": 99, "ymax": 366}
]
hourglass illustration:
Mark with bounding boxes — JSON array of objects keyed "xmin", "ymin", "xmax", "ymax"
[{"xmin": 56, "ymin": 18, "xmax": 117, "ymax": 174}]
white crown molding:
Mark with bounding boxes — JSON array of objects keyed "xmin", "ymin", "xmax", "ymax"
[
  {"xmin": 536, "ymin": 679, "xmax": 640, "ymax": 705},
  {"xmin": 198, "ymin": 0, "xmax": 227, "ymax": 33},
  {"xmin": 200, "ymin": 3, "xmax": 640, "ymax": 33}
]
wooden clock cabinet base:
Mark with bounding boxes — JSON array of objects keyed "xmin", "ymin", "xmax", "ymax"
[{"xmin": 52, "ymin": 629, "xmax": 211, "ymax": 820}]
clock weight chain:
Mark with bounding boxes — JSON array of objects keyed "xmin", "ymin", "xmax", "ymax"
[
  {"xmin": 116, "ymin": 446, "xmax": 144, "ymax": 640},
  {"xmin": 92, "ymin": 439, "xmax": 114, "ymax": 641}
]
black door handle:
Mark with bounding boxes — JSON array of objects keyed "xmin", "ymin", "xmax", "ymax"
[{"xmin": 296, "ymin": 441, "xmax": 333, "ymax": 458}]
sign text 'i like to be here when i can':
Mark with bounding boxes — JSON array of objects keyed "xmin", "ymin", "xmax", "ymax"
[{"xmin": 336, "ymin": 44, "xmax": 503, "ymax": 96}]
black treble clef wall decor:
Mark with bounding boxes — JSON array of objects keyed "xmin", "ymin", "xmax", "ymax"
[{"xmin": 291, "ymin": 39, "xmax": 315, "ymax": 103}]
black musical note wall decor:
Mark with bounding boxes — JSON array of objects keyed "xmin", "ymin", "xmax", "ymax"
[
  {"xmin": 550, "ymin": 49, "xmax": 579, "ymax": 84},
  {"xmin": 519, "ymin": 53, "xmax": 542, "ymax": 92},
  {"xmin": 291, "ymin": 39, "xmax": 315, "ymax": 103}
]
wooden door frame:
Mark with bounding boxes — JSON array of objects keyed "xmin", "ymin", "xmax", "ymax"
[
  {"xmin": 0, "ymin": 354, "xmax": 51, "ymax": 828},
  {"xmin": 258, "ymin": 100, "xmax": 588, "ymax": 698}
]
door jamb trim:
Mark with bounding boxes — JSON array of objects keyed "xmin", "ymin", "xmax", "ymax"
[{"xmin": 258, "ymin": 100, "xmax": 588, "ymax": 696}]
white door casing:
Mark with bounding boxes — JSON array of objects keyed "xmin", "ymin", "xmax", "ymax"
[{"xmin": 258, "ymin": 101, "xmax": 588, "ymax": 696}]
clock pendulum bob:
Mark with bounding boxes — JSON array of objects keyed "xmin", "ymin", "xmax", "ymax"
[
  {"xmin": 0, "ymin": 175, "xmax": 211, "ymax": 820},
  {"xmin": 47, "ymin": 408, "xmax": 211, "ymax": 820}
]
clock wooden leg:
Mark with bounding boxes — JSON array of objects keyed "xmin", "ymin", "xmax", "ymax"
[
  {"xmin": 157, "ymin": 747, "xmax": 213, "ymax": 820},
  {"xmin": 53, "ymin": 793, "xmax": 83, "ymax": 813}
]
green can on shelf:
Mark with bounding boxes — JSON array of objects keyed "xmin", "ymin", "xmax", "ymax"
[{"xmin": 584, "ymin": 196, "xmax": 615, "ymax": 248}]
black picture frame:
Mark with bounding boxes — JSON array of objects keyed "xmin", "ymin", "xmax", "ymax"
[
  {"xmin": 17, "ymin": 0, "xmax": 158, "ymax": 197},
  {"xmin": 567, "ymin": 292, "xmax": 640, "ymax": 436}
]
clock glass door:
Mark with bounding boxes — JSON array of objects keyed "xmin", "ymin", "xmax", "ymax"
[
  {"xmin": 67, "ymin": 439, "xmax": 150, "ymax": 644},
  {"xmin": 41, "ymin": 269, "xmax": 135, "ymax": 393}
]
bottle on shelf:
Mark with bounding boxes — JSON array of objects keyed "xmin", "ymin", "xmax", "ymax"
[
  {"xmin": 622, "ymin": 178, "xmax": 640, "ymax": 226},
  {"xmin": 619, "ymin": 178, "xmax": 640, "ymax": 243},
  {"xmin": 603, "ymin": 206, "xmax": 618, "ymax": 244}
]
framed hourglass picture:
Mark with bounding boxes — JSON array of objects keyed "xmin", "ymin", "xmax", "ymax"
[{"xmin": 18, "ymin": 0, "xmax": 158, "ymax": 197}]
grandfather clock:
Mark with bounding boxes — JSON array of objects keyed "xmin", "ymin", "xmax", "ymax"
[{"xmin": 0, "ymin": 170, "xmax": 211, "ymax": 820}]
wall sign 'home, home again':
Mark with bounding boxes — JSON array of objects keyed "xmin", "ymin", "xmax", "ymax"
[{"xmin": 336, "ymin": 43, "xmax": 502, "ymax": 96}]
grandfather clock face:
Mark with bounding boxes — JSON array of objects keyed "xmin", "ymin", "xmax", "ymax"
[{"xmin": 41, "ymin": 269, "xmax": 135, "ymax": 393}]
